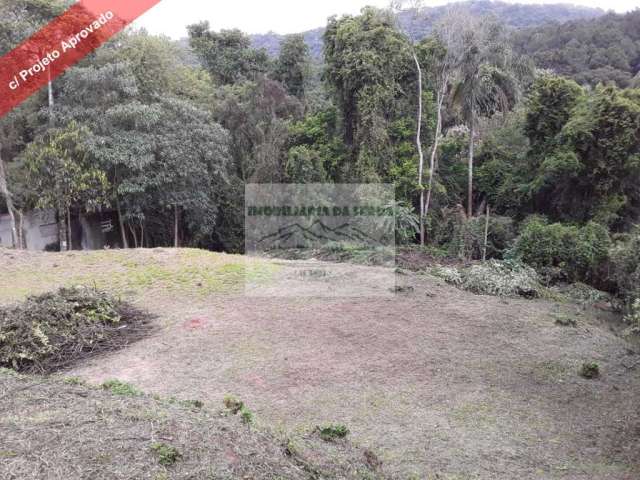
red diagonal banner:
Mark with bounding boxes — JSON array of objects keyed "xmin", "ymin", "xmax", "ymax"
[{"xmin": 0, "ymin": 0, "xmax": 162, "ymax": 119}]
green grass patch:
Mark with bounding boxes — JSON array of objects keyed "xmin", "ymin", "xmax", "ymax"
[
  {"xmin": 316, "ymin": 424, "xmax": 350, "ymax": 441},
  {"xmin": 580, "ymin": 362, "xmax": 600, "ymax": 379},
  {"xmin": 102, "ymin": 379, "xmax": 143, "ymax": 397},
  {"xmin": 150, "ymin": 442, "xmax": 182, "ymax": 466}
]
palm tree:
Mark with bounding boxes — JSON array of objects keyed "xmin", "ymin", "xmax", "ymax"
[{"xmin": 450, "ymin": 20, "xmax": 521, "ymax": 218}]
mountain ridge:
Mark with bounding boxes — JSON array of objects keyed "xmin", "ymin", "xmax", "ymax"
[{"xmin": 249, "ymin": 1, "xmax": 605, "ymax": 58}]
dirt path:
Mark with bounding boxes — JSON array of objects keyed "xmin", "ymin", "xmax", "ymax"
[{"xmin": 61, "ymin": 259, "xmax": 640, "ymax": 479}]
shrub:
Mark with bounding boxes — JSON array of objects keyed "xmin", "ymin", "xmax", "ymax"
[
  {"xmin": 223, "ymin": 395, "xmax": 244, "ymax": 414},
  {"xmin": 240, "ymin": 407, "xmax": 254, "ymax": 425},
  {"xmin": 433, "ymin": 211, "xmax": 516, "ymax": 260},
  {"xmin": 609, "ymin": 230, "xmax": 640, "ymax": 320},
  {"xmin": 0, "ymin": 287, "xmax": 151, "ymax": 373},
  {"xmin": 580, "ymin": 362, "xmax": 600, "ymax": 379},
  {"xmin": 316, "ymin": 424, "xmax": 350, "ymax": 442},
  {"xmin": 509, "ymin": 217, "xmax": 611, "ymax": 283},
  {"xmin": 150, "ymin": 442, "xmax": 182, "ymax": 466},
  {"xmin": 223, "ymin": 395, "xmax": 254, "ymax": 425},
  {"xmin": 628, "ymin": 299, "xmax": 640, "ymax": 329}
]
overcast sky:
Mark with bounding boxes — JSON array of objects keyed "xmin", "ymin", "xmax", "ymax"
[{"xmin": 134, "ymin": 0, "xmax": 638, "ymax": 38}]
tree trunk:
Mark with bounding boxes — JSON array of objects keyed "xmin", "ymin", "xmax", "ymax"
[
  {"xmin": 115, "ymin": 196, "xmax": 129, "ymax": 249},
  {"xmin": 482, "ymin": 204, "xmax": 490, "ymax": 262},
  {"xmin": 47, "ymin": 71, "xmax": 54, "ymax": 124},
  {"xmin": 424, "ymin": 85, "xmax": 446, "ymax": 243},
  {"xmin": 58, "ymin": 207, "xmax": 68, "ymax": 251},
  {"xmin": 0, "ymin": 146, "xmax": 18, "ymax": 248},
  {"xmin": 467, "ymin": 115, "xmax": 475, "ymax": 218},
  {"xmin": 174, "ymin": 205, "xmax": 180, "ymax": 248},
  {"xmin": 67, "ymin": 206, "xmax": 72, "ymax": 250},
  {"xmin": 17, "ymin": 209, "xmax": 25, "ymax": 249},
  {"xmin": 129, "ymin": 223, "xmax": 139, "ymax": 249},
  {"xmin": 413, "ymin": 52, "xmax": 426, "ymax": 246}
]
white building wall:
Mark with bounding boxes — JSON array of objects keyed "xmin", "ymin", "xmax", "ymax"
[{"xmin": 0, "ymin": 210, "xmax": 58, "ymax": 250}]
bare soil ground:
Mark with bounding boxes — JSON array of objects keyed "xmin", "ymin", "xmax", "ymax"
[{"xmin": 1, "ymin": 248, "xmax": 639, "ymax": 479}]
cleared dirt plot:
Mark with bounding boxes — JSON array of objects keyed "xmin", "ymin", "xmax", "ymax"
[{"xmin": 1, "ymin": 248, "xmax": 639, "ymax": 479}]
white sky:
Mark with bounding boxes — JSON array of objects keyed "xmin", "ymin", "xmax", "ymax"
[{"xmin": 134, "ymin": 0, "xmax": 638, "ymax": 38}]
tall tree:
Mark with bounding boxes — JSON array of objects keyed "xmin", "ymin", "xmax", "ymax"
[
  {"xmin": 188, "ymin": 23, "xmax": 270, "ymax": 85},
  {"xmin": 0, "ymin": 0, "xmax": 68, "ymax": 248},
  {"xmin": 324, "ymin": 7, "xmax": 412, "ymax": 181},
  {"xmin": 21, "ymin": 123, "xmax": 109, "ymax": 250},
  {"xmin": 450, "ymin": 15, "xmax": 522, "ymax": 217},
  {"xmin": 274, "ymin": 34, "xmax": 311, "ymax": 101}
]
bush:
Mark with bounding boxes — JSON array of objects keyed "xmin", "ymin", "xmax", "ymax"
[
  {"xmin": 0, "ymin": 287, "xmax": 151, "ymax": 373},
  {"xmin": 509, "ymin": 217, "xmax": 611, "ymax": 283},
  {"xmin": 316, "ymin": 424, "xmax": 350, "ymax": 442},
  {"xmin": 580, "ymin": 362, "xmax": 600, "ymax": 379},
  {"xmin": 609, "ymin": 230, "xmax": 640, "ymax": 319},
  {"xmin": 150, "ymin": 442, "xmax": 182, "ymax": 466},
  {"xmin": 430, "ymin": 210, "xmax": 516, "ymax": 260}
]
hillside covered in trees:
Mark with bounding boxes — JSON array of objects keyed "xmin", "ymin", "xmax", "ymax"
[
  {"xmin": 250, "ymin": 0, "xmax": 604, "ymax": 58},
  {"xmin": 513, "ymin": 10, "xmax": 640, "ymax": 87}
]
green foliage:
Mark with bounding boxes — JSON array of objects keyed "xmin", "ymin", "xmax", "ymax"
[
  {"xmin": 524, "ymin": 74, "xmax": 583, "ymax": 154},
  {"xmin": 285, "ymin": 146, "xmax": 327, "ymax": 183},
  {"xmin": 609, "ymin": 230, "xmax": 640, "ymax": 317},
  {"xmin": 240, "ymin": 407, "xmax": 254, "ymax": 425},
  {"xmin": 323, "ymin": 7, "xmax": 413, "ymax": 180},
  {"xmin": 223, "ymin": 395, "xmax": 254, "ymax": 425},
  {"xmin": 514, "ymin": 11, "xmax": 640, "ymax": 87},
  {"xmin": 317, "ymin": 424, "xmax": 350, "ymax": 441},
  {"xmin": 102, "ymin": 379, "xmax": 143, "ymax": 397},
  {"xmin": 63, "ymin": 376, "xmax": 86, "ymax": 386},
  {"xmin": 21, "ymin": 121, "xmax": 109, "ymax": 215},
  {"xmin": 274, "ymin": 34, "xmax": 310, "ymax": 99},
  {"xmin": 509, "ymin": 217, "xmax": 611, "ymax": 283},
  {"xmin": 150, "ymin": 442, "xmax": 182, "ymax": 466},
  {"xmin": 447, "ymin": 216, "xmax": 516, "ymax": 260},
  {"xmin": 526, "ymin": 84, "xmax": 640, "ymax": 227},
  {"xmin": 223, "ymin": 395, "xmax": 244, "ymax": 414},
  {"xmin": 188, "ymin": 23, "xmax": 270, "ymax": 85},
  {"xmin": 627, "ymin": 299, "xmax": 640, "ymax": 330},
  {"xmin": 580, "ymin": 362, "xmax": 600, "ymax": 379},
  {"xmin": 286, "ymin": 108, "xmax": 346, "ymax": 182},
  {"xmin": 0, "ymin": 287, "xmax": 147, "ymax": 373}
]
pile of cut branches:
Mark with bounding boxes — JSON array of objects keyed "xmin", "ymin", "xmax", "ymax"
[{"xmin": 0, "ymin": 287, "xmax": 152, "ymax": 373}]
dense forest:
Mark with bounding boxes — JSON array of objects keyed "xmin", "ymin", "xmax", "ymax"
[
  {"xmin": 513, "ymin": 10, "xmax": 640, "ymax": 87},
  {"xmin": 0, "ymin": 0, "xmax": 639, "ymax": 324},
  {"xmin": 251, "ymin": 0, "xmax": 604, "ymax": 58}
]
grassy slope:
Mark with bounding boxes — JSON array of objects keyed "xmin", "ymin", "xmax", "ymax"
[
  {"xmin": 1, "ymin": 248, "xmax": 639, "ymax": 479},
  {"xmin": 0, "ymin": 370, "xmax": 381, "ymax": 480},
  {"xmin": 0, "ymin": 247, "xmax": 276, "ymax": 305},
  {"xmin": 0, "ymin": 248, "xmax": 381, "ymax": 479}
]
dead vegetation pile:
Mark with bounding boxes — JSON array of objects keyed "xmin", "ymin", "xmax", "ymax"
[{"xmin": 0, "ymin": 287, "xmax": 152, "ymax": 373}]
